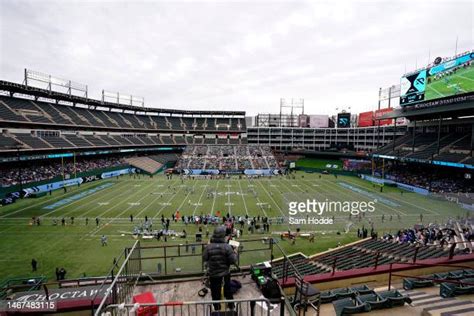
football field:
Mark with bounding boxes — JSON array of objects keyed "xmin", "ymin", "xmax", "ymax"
[
  {"xmin": 0, "ymin": 172, "xmax": 467, "ymax": 281},
  {"xmin": 425, "ymin": 63, "xmax": 474, "ymax": 100}
]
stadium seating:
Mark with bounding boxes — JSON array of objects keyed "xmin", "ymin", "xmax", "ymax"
[
  {"xmin": 125, "ymin": 157, "xmax": 163, "ymax": 174},
  {"xmin": 0, "ymin": 156, "xmax": 126, "ymax": 187},
  {"xmin": 0, "ymin": 133, "xmax": 19, "ymax": 148},
  {"xmin": 308, "ymin": 238, "xmax": 459, "ymax": 273},
  {"xmin": 271, "ymin": 254, "xmax": 331, "ymax": 279},
  {"xmin": 176, "ymin": 145, "xmax": 279, "ymax": 171},
  {"xmin": 149, "ymin": 153, "xmax": 179, "ymax": 165},
  {"xmin": 0, "ymin": 96, "xmax": 247, "ymax": 132},
  {"xmin": 375, "ymin": 130, "xmax": 473, "ymax": 164}
]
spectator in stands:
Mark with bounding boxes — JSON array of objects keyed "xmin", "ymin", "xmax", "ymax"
[
  {"xmin": 0, "ymin": 156, "xmax": 125, "ymax": 187},
  {"xmin": 203, "ymin": 226, "xmax": 238, "ymax": 310}
]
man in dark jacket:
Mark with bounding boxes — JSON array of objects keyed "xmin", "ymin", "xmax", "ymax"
[{"xmin": 203, "ymin": 226, "xmax": 238, "ymax": 310}]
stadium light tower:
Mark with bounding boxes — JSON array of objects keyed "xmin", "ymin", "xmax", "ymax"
[
  {"xmin": 23, "ymin": 69, "xmax": 88, "ymax": 98},
  {"xmin": 378, "ymin": 85, "xmax": 400, "ymax": 109},
  {"xmin": 280, "ymin": 98, "xmax": 304, "ymax": 127},
  {"xmin": 102, "ymin": 90, "xmax": 145, "ymax": 107}
]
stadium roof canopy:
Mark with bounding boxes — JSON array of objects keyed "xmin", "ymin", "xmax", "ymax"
[
  {"xmin": 0, "ymin": 80, "xmax": 246, "ymax": 116},
  {"xmin": 376, "ymin": 94, "xmax": 474, "ymax": 121}
]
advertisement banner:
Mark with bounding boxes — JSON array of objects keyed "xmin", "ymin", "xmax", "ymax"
[
  {"xmin": 308, "ymin": 115, "xmax": 329, "ymax": 128},
  {"xmin": 396, "ymin": 182, "xmax": 430, "ymax": 196},
  {"xmin": 183, "ymin": 169, "xmax": 220, "ymax": 175},
  {"xmin": 298, "ymin": 114, "xmax": 309, "ymax": 127},
  {"xmin": 22, "ymin": 168, "xmax": 135, "ymax": 197},
  {"xmin": 374, "ymin": 108, "xmax": 394, "ymax": 126},
  {"xmin": 358, "ymin": 111, "xmax": 374, "ymax": 127},
  {"xmin": 244, "ymin": 169, "xmax": 279, "ymax": 175}
]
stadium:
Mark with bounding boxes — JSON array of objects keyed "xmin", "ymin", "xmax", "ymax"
[{"xmin": 0, "ymin": 1, "xmax": 473, "ymax": 316}]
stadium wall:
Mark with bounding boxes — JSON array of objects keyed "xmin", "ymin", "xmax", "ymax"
[{"xmin": 0, "ymin": 164, "xmax": 131, "ymax": 199}]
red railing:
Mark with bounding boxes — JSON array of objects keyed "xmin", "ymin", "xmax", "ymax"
[
  {"xmin": 311, "ymin": 240, "xmax": 471, "ymax": 275},
  {"xmin": 387, "ymin": 261, "xmax": 474, "ymax": 290}
]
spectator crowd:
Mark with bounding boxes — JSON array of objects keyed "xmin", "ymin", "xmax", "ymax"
[
  {"xmin": 176, "ymin": 145, "xmax": 279, "ymax": 170},
  {"xmin": 0, "ymin": 156, "xmax": 126, "ymax": 187}
]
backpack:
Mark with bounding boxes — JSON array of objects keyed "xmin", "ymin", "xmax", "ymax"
[
  {"xmin": 229, "ymin": 279, "xmax": 242, "ymax": 294},
  {"xmin": 261, "ymin": 278, "xmax": 281, "ymax": 300}
]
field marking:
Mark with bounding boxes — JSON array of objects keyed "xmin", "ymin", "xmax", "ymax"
[
  {"xmin": 4, "ymin": 173, "xmax": 468, "ymax": 281},
  {"xmin": 210, "ymin": 179, "xmax": 220, "ymax": 216},
  {"xmin": 341, "ymin": 177, "xmax": 439, "ymax": 215},
  {"xmin": 236, "ymin": 179, "xmax": 249, "ymax": 216},
  {"xmin": 133, "ymin": 180, "xmax": 184, "ymax": 219},
  {"xmin": 0, "ymin": 181, "xmax": 117, "ymax": 218},
  {"xmin": 174, "ymin": 178, "xmax": 199, "ymax": 216},
  {"xmin": 245, "ymin": 178, "xmax": 268, "ymax": 218},
  {"xmin": 59, "ymin": 181, "xmax": 138, "ymax": 219},
  {"xmin": 193, "ymin": 178, "xmax": 211, "ymax": 216},
  {"xmin": 302, "ymin": 178, "xmax": 408, "ymax": 216},
  {"xmin": 256, "ymin": 179, "xmax": 285, "ymax": 217},
  {"xmin": 284, "ymin": 177, "xmax": 405, "ymax": 219},
  {"xmin": 149, "ymin": 179, "xmax": 188, "ymax": 221},
  {"xmin": 84, "ymin": 179, "xmax": 181, "ymax": 237},
  {"xmin": 426, "ymin": 85, "xmax": 445, "ymax": 98},
  {"xmin": 82, "ymin": 180, "xmax": 161, "ymax": 238},
  {"xmin": 226, "ymin": 178, "xmax": 232, "ymax": 216},
  {"xmin": 38, "ymin": 181, "xmax": 131, "ymax": 218}
]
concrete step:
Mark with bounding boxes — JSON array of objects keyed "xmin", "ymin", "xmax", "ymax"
[{"xmin": 398, "ymin": 288, "xmax": 474, "ymax": 316}]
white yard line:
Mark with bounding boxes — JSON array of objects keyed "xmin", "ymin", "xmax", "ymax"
[
  {"xmin": 193, "ymin": 178, "xmax": 210, "ymax": 216},
  {"xmin": 80, "ymin": 180, "xmax": 164, "ymax": 238},
  {"xmin": 0, "ymin": 180, "xmax": 117, "ymax": 218},
  {"xmin": 245, "ymin": 177, "xmax": 268, "ymax": 218},
  {"xmin": 237, "ymin": 179, "xmax": 249, "ymax": 216},
  {"xmin": 256, "ymin": 178, "xmax": 285, "ymax": 217},
  {"xmin": 173, "ymin": 178, "xmax": 199, "ymax": 216},
  {"xmin": 341, "ymin": 177, "xmax": 439, "ymax": 215},
  {"xmin": 210, "ymin": 179, "xmax": 220, "ymax": 216},
  {"xmin": 299, "ymin": 177, "xmax": 408, "ymax": 216},
  {"xmin": 227, "ymin": 177, "xmax": 232, "ymax": 216}
]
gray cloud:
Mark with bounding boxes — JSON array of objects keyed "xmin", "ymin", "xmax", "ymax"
[{"xmin": 1, "ymin": 0, "xmax": 472, "ymax": 116}]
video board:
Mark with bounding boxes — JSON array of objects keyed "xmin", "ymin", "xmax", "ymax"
[
  {"xmin": 400, "ymin": 52, "xmax": 474, "ymax": 106},
  {"xmin": 337, "ymin": 113, "xmax": 351, "ymax": 128}
]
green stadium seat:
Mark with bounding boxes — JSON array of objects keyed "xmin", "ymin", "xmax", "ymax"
[
  {"xmin": 332, "ymin": 298, "xmax": 370, "ymax": 316},
  {"xmin": 356, "ymin": 293, "xmax": 391, "ymax": 310},
  {"xmin": 377, "ymin": 290, "xmax": 412, "ymax": 307}
]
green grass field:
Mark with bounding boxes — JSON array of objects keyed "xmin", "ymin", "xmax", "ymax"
[
  {"xmin": 0, "ymin": 172, "xmax": 467, "ymax": 281},
  {"xmin": 425, "ymin": 63, "xmax": 474, "ymax": 100},
  {"xmin": 295, "ymin": 158, "xmax": 342, "ymax": 169}
]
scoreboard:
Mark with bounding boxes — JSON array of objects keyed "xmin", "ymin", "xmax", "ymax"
[
  {"xmin": 400, "ymin": 52, "xmax": 474, "ymax": 106},
  {"xmin": 337, "ymin": 113, "xmax": 351, "ymax": 128}
]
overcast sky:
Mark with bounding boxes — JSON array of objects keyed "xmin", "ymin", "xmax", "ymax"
[{"xmin": 1, "ymin": 0, "xmax": 472, "ymax": 116}]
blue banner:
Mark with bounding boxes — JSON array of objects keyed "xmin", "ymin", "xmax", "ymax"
[
  {"xmin": 23, "ymin": 168, "xmax": 135, "ymax": 196},
  {"xmin": 429, "ymin": 52, "xmax": 474, "ymax": 76},
  {"xmin": 395, "ymin": 182, "xmax": 429, "ymax": 196}
]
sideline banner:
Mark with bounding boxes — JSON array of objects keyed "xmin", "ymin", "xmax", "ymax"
[{"xmin": 1, "ymin": 168, "xmax": 135, "ymax": 205}]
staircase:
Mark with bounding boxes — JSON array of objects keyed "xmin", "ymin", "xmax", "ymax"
[{"xmin": 398, "ymin": 288, "xmax": 474, "ymax": 316}]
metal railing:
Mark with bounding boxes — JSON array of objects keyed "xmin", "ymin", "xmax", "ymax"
[
  {"xmin": 132, "ymin": 237, "xmax": 274, "ymax": 277},
  {"xmin": 91, "ymin": 238, "xmax": 312, "ymax": 316},
  {"xmin": 101, "ymin": 298, "xmax": 275, "ymax": 316},
  {"xmin": 272, "ymin": 242, "xmax": 319, "ymax": 316},
  {"xmin": 387, "ymin": 261, "xmax": 474, "ymax": 290},
  {"xmin": 306, "ymin": 239, "xmax": 470, "ymax": 276},
  {"xmin": 92, "ymin": 240, "xmax": 141, "ymax": 315}
]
